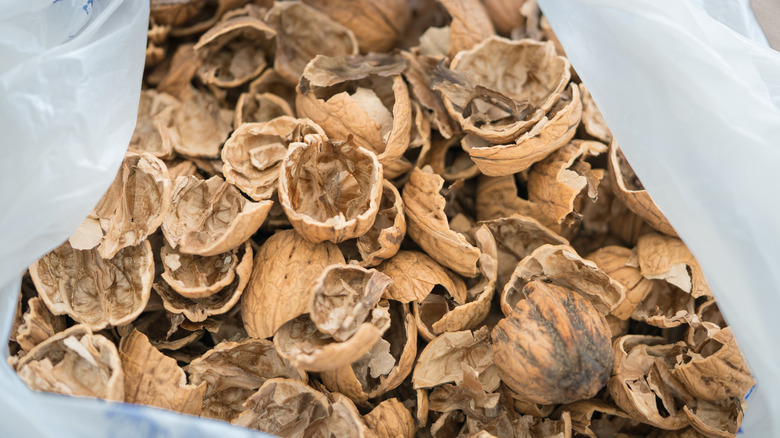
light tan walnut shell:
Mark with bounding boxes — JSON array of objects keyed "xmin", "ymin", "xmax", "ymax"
[
  {"xmin": 608, "ymin": 335, "xmax": 691, "ymax": 430},
  {"xmin": 403, "ymin": 166, "xmax": 481, "ymax": 277},
  {"xmin": 355, "ymin": 180, "xmax": 406, "ymax": 267},
  {"xmin": 158, "ymin": 86, "xmax": 233, "ymax": 158},
  {"xmin": 320, "ymin": 300, "xmax": 417, "ymax": 403},
  {"xmin": 296, "ymin": 53, "xmax": 411, "ymax": 175},
  {"xmin": 160, "ymin": 241, "xmax": 241, "ymax": 299},
  {"xmin": 15, "ymin": 297, "xmax": 66, "ymax": 353},
  {"xmin": 155, "ymin": 241, "xmax": 252, "ymax": 321},
  {"xmin": 527, "ymin": 140, "xmax": 607, "ymax": 227},
  {"xmin": 166, "ymin": 159, "xmax": 198, "ymax": 181},
  {"xmin": 475, "ymin": 174, "xmax": 554, "ymax": 230},
  {"xmin": 501, "ymin": 244, "xmax": 624, "ymax": 316},
  {"xmin": 364, "ymin": 398, "xmax": 416, "ymax": 438},
  {"xmin": 128, "ymin": 90, "xmax": 179, "ymax": 158},
  {"xmin": 30, "ymin": 240, "xmax": 153, "ymax": 330},
  {"xmin": 608, "ymin": 142, "xmax": 676, "ymax": 236},
  {"xmin": 482, "ymin": 214, "xmax": 569, "ymax": 292},
  {"xmin": 428, "ymin": 363, "xmax": 501, "ymax": 418},
  {"xmin": 150, "ymin": 0, "xmax": 204, "ymax": 27},
  {"xmin": 168, "ymin": 0, "xmax": 255, "ymax": 38},
  {"xmin": 440, "ymin": 36, "xmax": 569, "ymax": 144},
  {"xmin": 492, "ymin": 281, "xmax": 613, "ymax": 405},
  {"xmin": 278, "ymin": 134, "xmax": 383, "ymax": 243},
  {"xmin": 561, "ymin": 399, "xmax": 635, "ymax": 438},
  {"xmin": 234, "ymin": 92, "xmax": 294, "ymax": 126},
  {"xmin": 248, "ymin": 68, "xmax": 298, "ymax": 110},
  {"xmin": 157, "ymin": 43, "xmax": 202, "ymax": 101},
  {"xmin": 636, "ymin": 232, "xmax": 711, "ymax": 298},
  {"xmin": 119, "ymin": 329, "xmax": 206, "ymax": 414},
  {"xmin": 265, "ymin": 1, "xmax": 359, "ymax": 85},
  {"xmin": 586, "ymin": 246, "xmax": 653, "ymax": 320},
  {"xmin": 674, "ymin": 325, "xmax": 754, "ymax": 402},
  {"xmin": 188, "ymin": 338, "xmax": 306, "ymax": 422},
  {"xmin": 631, "ymin": 281, "xmax": 696, "ymax": 328},
  {"xmin": 401, "ymin": 50, "xmax": 457, "ymax": 139},
  {"xmin": 413, "ymin": 225, "xmax": 498, "ymax": 340},
  {"xmin": 377, "ymin": 250, "xmax": 466, "ymax": 304},
  {"xmin": 412, "ymin": 326, "xmax": 499, "ymax": 391},
  {"xmin": 683, "ymin": 399, "xmax": 744, "ymax": 438},
  {"xmin": 578, "ymin": 83, "xmax": 612, "ymax": 143},
  {"xmin": 273, "ymin": 304, "xmax": 391, "ymax": 372},
  {"xmin": 193, "ymin": 15, "xmax": 275, "ymax": 88},
  {"xmin": 232, "ymin": 378, "xmax": 329, "ymax": 435},
  {"xmin": 222, "ymin": 117, "xmax": 324, "ymax": 201},
  {"xmin": 163, "ymin": 175, "xmax": 272, "ymax": 256},
  {"xmin": 242, "ymin": 229, "xmax": 344, "ymax": 338},
  {"xmin": 469, "ymin": 83, "xmax": 582, "ymax": 176},
  {"xmin": 69, "ymin": 153, "xmax": 170, "ymax": 259},
  {"xmin": 419, "ymin": 134, "xmax": 481, "ymax": 181},
  {"xmin": 439, "ymin": 0, "xmax": 495, "ymax": 58},
  {"xmin": 483, "ymin": 0, "xmax": 526, "ymax": 35},
  {"xmin": 302, "ymin": 0, "xmax": 411, "ymax": 53},
  {"xmin": 15, "ymin": 325, "xmax": 124, "ymax": 401}
]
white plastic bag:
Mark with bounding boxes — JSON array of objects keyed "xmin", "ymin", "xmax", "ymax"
[
  {"xmin": 0, "ymin": 1, "xmax": 271, "ymax": 436},
  {"xmin": 538, "ymin": 0, "xmax": 780, "ymax": 436}
]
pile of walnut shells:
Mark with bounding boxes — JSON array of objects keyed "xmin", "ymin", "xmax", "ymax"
[{"xmin": 9, "ymin": 0, "xmax": 753, "ymax": 437}]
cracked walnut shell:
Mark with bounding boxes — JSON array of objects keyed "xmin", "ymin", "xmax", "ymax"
[
  {"xmin": 30, "ymin": 240, "xmax": 154, "ymax": 330},
  {"xmin": 278, "ymin": 134, "xmax": 383, "ymax": 243},
  {"xmin": 492, "ymin": 281, "xmax": 613, "ymax": 405}
]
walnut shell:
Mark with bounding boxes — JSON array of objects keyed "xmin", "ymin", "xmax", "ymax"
[
  {"xmin": 441, "ymin": 36, "xmax": 569, "ymax": 144},
  {"xmin": 631, "ymin": 281, "xmax": 695, "ymax": 328},
  {"xmin": 578, "ymin": 83, "xmax": 612, "ymax": 143},
  {"xmin": 683, "ymin": 399, "xmax": 743, "ymax": 438},
  {"xmin": 193, "ymin": 15, "xmax": 275, "ymax": 88},
  {"xmin": 234, "ymin": 92, "xmax": 295, "ymax": 126},
  {"xmin": 501, "ymin": 244, "xmax": 625, "ymax": 316},
  {"xmin": 561, "ymin": 399, "xmax": 635, "ymax": 438},
  {"xmin": 163, "ymin": 175, "xmax": 272, "ymax": 256},
  {"xmin": 30, "ymin": 240, "xmax": 154, "ymax": 330},
  {"xmin": 364, "ymin": 398, "xmax": 416, "ymax": 438},
  {"xmin": 119, "ymin": 329, "xmax": 206, "ymax": 414},
  {"xmin": 151, "ymin": 0, "xmax": 205, "ymax": 27},
  {"xmin": 403, "ymin": 166, "xmax": 481, "ymax": 277},
  {"xmin": 527, "ymin": 140, "xmax": 607, "ymax": 227},
  {"xmin": 469, "ymin": 83, "xmax": 582, "ymax": 176},
  {"xmin": 265, "ymin": 1, "xmax": 359, "ymax": 85},
  {"xmin": 439, "ymin": 0, "xmax": 495, "ymax": 57},
  {"xmin": 377, "ymin": 250, "xmax": 466, "ymax": 304},
  {"xmin": 636, "ymin": 232, "xmax": 710, "ymax": 298},
  {"xmin": 320, "ymin": 300, "xmax": 417, "ymax": 403},
  {"xmin": 475, "ymin": 174, "xmax": 554, "ymax": 230},
  {"xmin": 401, "ymin": 50, "xmax": 457, "ymax": 139},
  {"xmin": 158, "ymin": 86, "xmax": 233, "ymax": 158},
  {"xmin": 15, "ymin": 325, "xmax": 124, "ymax": 401},
  {"xmin": 483, "ymin": 0, "xmax": 526, "ymax": 35},
  {"xmin": 69, "ymin": 153, "xmax": 171, "ymax": 259},
  {"xmin": 674, "ymin": 326, "xmax": 754, "ymax": 402},
  {"xmin": 586, "ymin": 246, "xmax": 653, "ymax": 320},
  {"xmin": 232, "ymin": 378, "xmax": 330, "ymax": 435},
  {"xmin": 155, "ymin": 241, "xmax": 252, "ymax": 322},
  {"xmin": 241, "ymin": 229, "xmax": 345, "ymax": 339},
  {"xmin": 355, "ymin": 179, "xmax": 406, "ymax": 267},
  {"xmin": 492, "ymin": 281, "xmax": 613, "ymax": 405},
  {"xmin": 608, "ymin": 142, "xmax": 676, "ymax": 236},
  {"xmin": 278, "ymin": 134, "xmax": 383, "ymax": 243},
  {"xmin": 160, "ymin": 241, "xmax": 240, "ymax": 299},
  {"xmin": 188, "ymin": 337, "xmax": 306, "ymax": 422},
  {"xmin": 128, "ymin": 90, "xmax": 179, "ymax": 158},
  {"xmin": 222, "ymin": 117, "xmax": 324, "ymax": 201},
  {"xmin": 296, "ymin": 53, "xmax": 411, "ymax": 175},
  {"xmin": 14, "ymin": 297, "xmax": 66, "ymax": 353}
]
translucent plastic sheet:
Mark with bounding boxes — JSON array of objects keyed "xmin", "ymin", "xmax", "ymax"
[{"xmin": 538, "ymin": 1, "xmax": 780, "ymax": 436}]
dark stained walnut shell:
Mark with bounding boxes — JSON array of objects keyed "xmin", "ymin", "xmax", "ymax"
[{"xmin": 492, "ymin": 281, "xmax": 613, "ymax": 405}]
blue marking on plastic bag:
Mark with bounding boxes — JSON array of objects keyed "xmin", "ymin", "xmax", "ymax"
[{"xmin": 83, "ymin": 0, "xmax": 93, "ymax": 13}]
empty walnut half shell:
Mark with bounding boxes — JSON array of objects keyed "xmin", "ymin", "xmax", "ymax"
[
  {"xmin": 242, "ymin": 229, "xmax": 345, "ymax": 339},
  {"xmin": 320, "ymin": 300, "xmax": 417, "ymax": 404},
  {"xmin": 636, "ymin": 232, "xmax": 711, "ymax": 298},
  {"xmin": 163, "ymin": 175, "xmax": 272, "ymax": 256},
  {"xmin": 355, "ymin": 180, "xmax": 406, "ymax": 267},
  {"xmin": 232, "ymin": 378, "xmax": 329, "ymax": 435},
  {"xmin": 608, "ymin": 142, "xmax": 676, "ymax": 236},
  {"xmin": 15, "ymin": 325, "xmax": 124, "ymax": 401},
  {"xmin": 30, "ymin": 240, "xmax": 154, "ymax": 330},
  {"xmin": 155, "ymin": 241, "xmax": 252, "ymax": 322},
  {"xmin": 273, "ymin": 305, "xmax": 391, "ymax": 372},
  {"xmin": 69, "ymin": 153, "xmax": 171, "ymax": 259},
  {"xmin": 129, "ymin": 90, "xmax": 179, "ymax": 158},
  {"xmin": 501, "ymin": 244, "xmax": 624, "ymax": 316},
  {"xmin": 492, "ymin": 281, "xmax": 613, "ymax": 405},
  {"xmin": 278, "ymin": 134, "xmax": 383, "ymax": 243},
  {"xmin": 222, "ymin": 117, "xmax": 324, "ymax": 201},
  {"xmin": 439, "ymin": 36, "xmax": 569, "ymax": 144},
  {"xmin": 234, "ymin": 92, "xmax": 294, "ymax": 126},
  {"xmin": 403, "ymin": 166, "xmax": 481, "ymax": 277},
  {"xmin": 527, "ymin": 140, "xmax": 607, "ymax": 227},
  {"xmin": 469, "ymin": 83, "xmax": 582, "ymax": 176},
  {"xmin": 586, "ymin": 246, "xmax": 653, "ymax": 320},
  {"xmin": 120, "ymin": 329, "xmax": 206, "ymax": 415},
  {"xmin": 14, "ymin": 296, "xmax": 66, "ymax": 354},
  {"xmin": 296, "ymin": 53, "xmax": 411, "ymax": 174},
  {"xmin": 158, "ymin": 86, "xmax": 233, "ymax": 158},
  {"xmin": 188, "ymin": 338, "xmax": 306, "ymax": 422},
  {"xmin": 193, "ymin": 15, "xmax": 275, "ymax": 88},
  {"xmin": 265, "ymin": 1, "xmax": 359, "ymax": 85},
  {"xmin": 160, "ymin": 241, "xmax": 241, "ymax": 299},
  {"xmin": 364, "ymin": 398, "xmax": 416, "ymax": 438}
]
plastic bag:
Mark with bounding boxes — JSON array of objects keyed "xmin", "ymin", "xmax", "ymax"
[
  {"xmin": 0, "ymin": 1, "xmax": 269, "ymax": 436},
  {"xmin": 538, "ymin": 0, "xmax": 780, "ymax": 436}
]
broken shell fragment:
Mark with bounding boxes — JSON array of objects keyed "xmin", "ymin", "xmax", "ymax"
[
  {"xmin": 15, "ymin": 325, "xmax": 124, "ymax": 401},
  {"xmin": 163, "ymin": 175, "xmax": 272, "ymax": 256},
  {"xmin": 15, "ymin": 297, "xmax": 66, "ymax": 354},
  {"xmin": 492, "ymin": 281, "xmax": 613, "ymax": 405},
  {"xmin": 129, "ymin": 90, "xmax": 179, "ymax": 158},
  {"xmin": 636, "ymin": 232, "xmax": 710, "ymax": 298},
  {"xmin": 364, "ymin": 398, "xmax": 416, "ymax": 438},
  {"xmin": 30, "ymin": 240, "xmax": 154, "ymax": 330},
  {"xmin": 377, "ymin": 250, "xmax": 466, "ymax": 304},
  {"xmin": 158, "ymin": 86, "xmax": 233, "ymax": 158},
  {"xmin": 234, "ymin": 92, "xmax": 294, "ymax": 126},
  {"xmin": 278, "ymin": 134, "xmax": 383, "ymax": 243},
  {"xmin": 586, "ymin": 245, "xmax": 653, "ymax": 320},
  {"xmin": 232, "ymin": 378, "xmax": 330, "ymax": 435},
  {"xmin": 355, "ymin": 180, "xmax": 406, "ymax": 267},
  {"xmin": 160, "ymin": 241, "xmax": 241, "ymax": 299}
]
